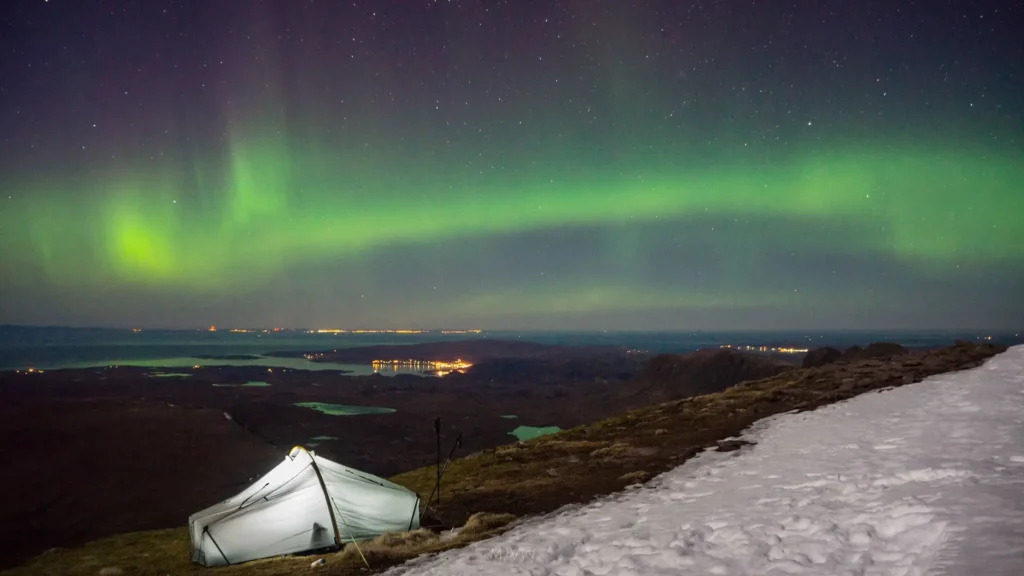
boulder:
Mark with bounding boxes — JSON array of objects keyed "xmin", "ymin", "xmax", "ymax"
[{"xmin": 620, "ymin": 348, "xmax": 795, "ymax": 404}]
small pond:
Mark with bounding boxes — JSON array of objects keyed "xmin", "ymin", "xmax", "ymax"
[
  {"xmin": 294, "ymin": 402, "xmax": 396, "ymax": 416},
  {"xmin": 509, "ymin": 425, "xmax": 562, "ymax": 442},
  {"xmin": 308, "ymin": 436, "xmax": 339, "ymax": 448}
]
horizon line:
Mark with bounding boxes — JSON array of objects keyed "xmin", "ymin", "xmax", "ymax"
[{"xmin": 0, "ymin": 323, "xmax": 1019, "ymax": 335}]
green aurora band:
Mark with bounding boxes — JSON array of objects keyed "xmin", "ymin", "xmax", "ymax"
[{"xmin": 4, "ymin": 138, "xmax": 1022, "ymax": 294}]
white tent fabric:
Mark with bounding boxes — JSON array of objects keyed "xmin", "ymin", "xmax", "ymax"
[{"xmin": 189, "ymin": 446, "xmax": 421, "ymax": 566}]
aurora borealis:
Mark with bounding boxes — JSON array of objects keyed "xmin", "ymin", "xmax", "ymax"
[{"xmin": 1, "ymin": 1, "xmax": 1022, "ymax": 330}]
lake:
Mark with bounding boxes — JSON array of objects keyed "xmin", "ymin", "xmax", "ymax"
[
  {"xmin": 294, "ymin": 402, "xmax": 397, "ymax": 416},
  {"xmin": 38, "ymin": 354, "xmax": 403, "ymax": 375},
  {"xmin": 509, "ymin": 425, "xmax": 562, "ymax": 441}
]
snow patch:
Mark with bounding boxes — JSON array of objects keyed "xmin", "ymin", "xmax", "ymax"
[{"xmin": 389, "ymin": 346, "xmax": 1024, "ymax": 576}]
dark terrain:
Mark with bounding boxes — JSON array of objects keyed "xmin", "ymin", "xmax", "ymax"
[
  {"xmin": 265, "ymin": 339, "xmax": 597, "ymax": 363},
  {"xmin": 0, "ymin": 338, "xmax": 997, "ymax": 571}
]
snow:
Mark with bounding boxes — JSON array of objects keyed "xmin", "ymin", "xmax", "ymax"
[{"xmin": 389, "ymin": 346, "xmax": 1024, "ymax": 576}]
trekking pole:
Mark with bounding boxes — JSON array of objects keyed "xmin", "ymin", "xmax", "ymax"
[
  {"xmin": 425, "ymin": 431, "xmax": 462, "ymax": 510},
  {"xmin": 433, "ymin": 417, "xmax": 441, "ymax": 505}
]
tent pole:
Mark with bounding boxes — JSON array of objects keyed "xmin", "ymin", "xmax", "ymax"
[
  {"xmin": 203, "ymin": 527, "xmax": 231, "ymax": 566},
  {"xmin": 304, "ymin": 448, "xmax": 343, "ymax": 549},
  {"xmin": 408, "ymin": 495, "xmax": 421, "ymax": 530}
]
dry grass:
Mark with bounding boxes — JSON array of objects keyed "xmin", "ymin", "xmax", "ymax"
[
  {"xmin": 3, "ymin": 342, "xmax": 1004, "ymax": 576},
  {"xmin": 338, "ymin": 528, "xmax": 439, "ymax": 566},
  {"xmin": 461, "ymin": 512, "xmax": 518, "ymax": 537},
  {"xmin": 0, "ymin": 526, "xmax": 335, "ymax": 576},
  {"xmin": 2, "ymin": 514, "xmax": 519, "ymax": 576},
  {"xmin": 618, "ymin": 470, "xmax": 650, "ymax": 484},
  {"xmin": 335, "ymin": 512, "xmax": 518, "ymax": 571}
]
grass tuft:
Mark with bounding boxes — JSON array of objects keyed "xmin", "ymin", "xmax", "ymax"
[{"xmin": 461, "ymin": 512, "xmax": 518, "ymax": 537}]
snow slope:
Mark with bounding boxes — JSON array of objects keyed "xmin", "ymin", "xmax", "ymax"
[{"xmin": 390, "ymin": 346, "xmax": 1024, "ymax": 576}]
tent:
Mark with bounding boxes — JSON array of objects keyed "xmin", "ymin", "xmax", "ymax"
[{"xmin": 189, "ymin": 446, "xmax": 421, "ymax": 566}]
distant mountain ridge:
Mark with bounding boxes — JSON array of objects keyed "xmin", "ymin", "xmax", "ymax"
[{"xmin": 267, "ymin": 339, "xmax": 621, "ymax": 363}]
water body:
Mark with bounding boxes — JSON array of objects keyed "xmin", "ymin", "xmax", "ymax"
[
  {"xmin": 0, "ymin": 327, "xmax": 462, "ymax": 372},
  {"xmin": 307, "ymin": 435, "xmax": 338, "ymax": 448},
  {"xmin": 1, "ymin": 325, "xmax": 1019, "ymax": 372},
  {"xmin": 294, "ymin": 402, "xmax": 396, "ymax": 416},
  {"xmin": 21, "ymin": 354, "xmax": 376, "ymax": 374},
  {"xmin": 211, "ymin": 381, "xmax": 271, "ymax": 388},
  {"xmin": 509, "ymin": 425, "xmax": 562, "ymax": 442}
]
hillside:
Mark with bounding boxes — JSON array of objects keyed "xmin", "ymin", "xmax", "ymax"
[
  {"xmin": 392, "ymin": 344, "xmax": 1024, "ymax": 575},
  {"xmin": 3, "ymin": 340, "xmax": 1006, "ymax": 576},
  {"xmin": 0, "ymin": 343, "xmax": 639, "ymax": 570},
  {"xmin": 0, "ymin": 399, "xmax": 282, "ymax": 570}
]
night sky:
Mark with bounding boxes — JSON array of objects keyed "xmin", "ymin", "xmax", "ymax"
[{"xmin": 1, "ymin": 1, "xmax": 1022, "ymax": 330}]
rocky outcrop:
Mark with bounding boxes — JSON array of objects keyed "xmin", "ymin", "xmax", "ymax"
[
  {"xmin": 802, "ymin": 347, "xmax": 842, "ymax": 368},
  {"xmin": 843, "ymin": 342, "xmax": 908, "ymax": 361},
  {"xmin": 804, "ymin": 342, "xmax": 910, "ymax": 368},
  {"xmin": 620, "ymin": 348, "xmax": 796, "ymax": 404}
]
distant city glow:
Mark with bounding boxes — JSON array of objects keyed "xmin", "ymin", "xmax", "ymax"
[
  {"xmin": 209, "ymin": 328, "xmax": 483, "ymax": 335},
  {"xmin": 371, "ymin": 358, "xmax": 473, "ymax": 376},
  {"xmin": 721, "ymin": 344, "xmax": 810, "ymax": 354}
]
